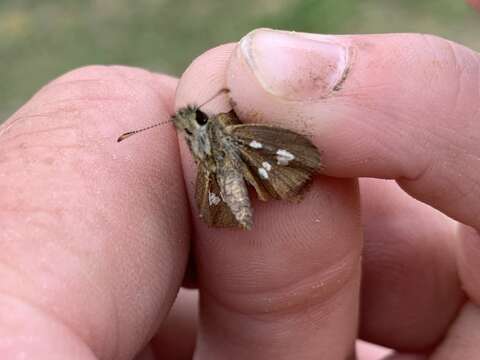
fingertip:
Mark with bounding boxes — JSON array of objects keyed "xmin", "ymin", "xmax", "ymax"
[
  {"xmin": 0, "ymin": 294, "xmax": 97, "ymax": 360},
  {"xmin": 226, "ymin": 29, "xmax": 351, "ymax": 126},
  {"xmin": 175, "ymin": 43, "xmax": 236, "ymax": 114},
  {"xmin": 49, "ymin": 65, "xmax": 177, "ymax": 92}
]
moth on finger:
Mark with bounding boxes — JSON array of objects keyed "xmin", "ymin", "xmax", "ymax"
[{"xmin": 118, "ymin": 89, "xmax": 322, "ymax": 230}]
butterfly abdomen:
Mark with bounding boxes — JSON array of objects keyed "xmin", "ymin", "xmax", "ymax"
[{"xmin": 216, "ymin": 155, "xmax": 253, "ymax": 230}]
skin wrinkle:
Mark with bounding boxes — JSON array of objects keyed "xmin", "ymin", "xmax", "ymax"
[
  {"xmin": 0, "ymin": 290, "xmax": 99, "ymax": 358},
  {"xmin": 390, "ymin": 36, "xmax": 476, "ymax": 225},
  {"xmin": 108, "ymin": 66, "xmax": 175, "ymax": 109},
  {"xmin": 199, "ymin": 272, "xmax": 358, "ymax": 358},
  {"xmin": 0, "ymin": 125, "xmax": 77, "ymax": 145},
  {"xmin": 392, "ymin": 115, "xmax": 444, "ymax": 179},
  {"xmin": 39, "ymin": 65, "xmax": 175, "ymax": 100},
  {"xmin": 40, "ymin": 96, "xmax": 138, "ymax": 106},
  {"xmin": 427, "ymin": 37, "xmax": 478, "ymax": 127},
  {"xmin": 449, "ymin": 43, "xmax": 480, "ymax": 139},
  {"xmin": 201, "ymin": 285, "xmax": 331, "ymax": 335},
  {"xmin": 2, "ymin": 214, "xmax": 118, "ymax": 354},
  {"xmin": 0, "ymin": 114, "xmax": 73, "ymax": 140},
  {"xmin": 5, "ymin": 144, "xmax": 86, "ymax": 152},
  {"xmin": 32, "ymin": 93, "xmax": 150, "ymax": 119},
  {"xmin": 198, "ymin": 249, "xmax": 360, "ymax": 318},
  {"xmin": 459, "ymin": 226, "xmax": 480, "ymax": 306},
  {"xmin": 0, "ymin": 206, "xmax": 64, "ymax": 216},
  {"xmin": 381, "ymin": 118, "xmax": 469, "ymax": 186},
  {"xmin": 400, "ymin": 158, "xmax": 480, "ymax": 230},
  {"xmin": 0, "ymin": 225, "xmax": 107, "ymax": 306},
  {"xmin": 448, "ymin": 44, "xmax": 464, "ymax": 119},
  {"xmin": 41, "ymin": 78, "xmax": 114, "ymax": 93},
  {"xmin": 411, "ymin": 83, "xmax": 477, "ymax": 152},
  {"xmin": 301, "ymin": 286, "xmax": 343, "ymax": 330},
  {"xmin": 421, "ymin": 35, "xmax": 459, "ymax": 102},
  {"xmin": 0, "ymin": 258, "xmax": 38, "ymax": 295},
  {"xmin": 449, "ymin": 168, "xmax": 480, "ymax": 219},
  {"xmin": 396, "ymin": 146, "xmax": 435, "ymax": 184},
  {"xmin": 330, "ymin": 72, "xmax": 437, "ymax": 178},
  {"xmin": 3, "ymin": 128, "xmax": 123, "ymax": 359},
  {"xmin": 2, "ymin": 109, "xmax": 81, "ymax": 152},
  {"xmin": 344, "ymin": 109, "xmax": 418, "ymax": 177},
  {"xmin": 1, "ymin": 112, "xmax": 51, "ymax": 123}
]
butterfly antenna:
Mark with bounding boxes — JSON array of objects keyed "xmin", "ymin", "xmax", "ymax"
[
  {"xmin": 117, "ymin": 120, "xmax": 170, "ymax": 142},
  {"xmin": 198, "ymin": 88, "xmax": 230, "ymax": 109}
]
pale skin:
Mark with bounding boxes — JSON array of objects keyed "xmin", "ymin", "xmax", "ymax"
[{"xmin": 1, "ymin": 11, "xmax": 480, "ymax": 360}]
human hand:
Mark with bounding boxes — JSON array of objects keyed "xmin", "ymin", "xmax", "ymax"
[
  {"xmin": 0, "ymin": 62, "xmax": 359, "ymax": 359},
  {"xmin": 2, "ymin": 28, "xmax": 480, "ymax": 360},
  {"xmin": 0, "ymin": 67, "xmax": 194, "ymax": 359},
  {"xmin": 175, "ymin": 29, "xmax": 478, "ymax": 359}
]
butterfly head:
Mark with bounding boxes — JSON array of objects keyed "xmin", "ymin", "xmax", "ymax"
[
  {"xmin": 172, "ymin": 105, "xmax": 209, "ymax": 136},
  {"xmin": 172, "ymin": 105, "xmax": 212, "ymax": 160}
]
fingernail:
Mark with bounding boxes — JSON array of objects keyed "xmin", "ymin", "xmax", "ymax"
[{"xmin": 239, "ymin": 29, "xmax": 350, "ymax": 100}]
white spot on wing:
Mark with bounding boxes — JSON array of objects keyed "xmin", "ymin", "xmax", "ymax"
[
  {"xmin": 258, "ymin": 167, "xmax": 269, "ymax": 179},
  {"xmin": 262, "ymin": 161, "xmax": 272, "ymax": 171},
  {"xmin": 249, "ymin": 140, "xmax": 263, "ymax": 149},
  {"xmin": 208, "ymin": 192, "xmax": 221, "ymax": 206},
  {"xmin": 276, "ymin": 149, "xmax": 295, "ymax": 165}
]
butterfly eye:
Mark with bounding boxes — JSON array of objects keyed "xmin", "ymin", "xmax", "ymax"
[
  {"xmin": 185, "ymin": 128, "xmax": 193, "ymax": 135},
  {"xmin": 195, "ymin": 110, "xmax": 208, "ymax": 125}
]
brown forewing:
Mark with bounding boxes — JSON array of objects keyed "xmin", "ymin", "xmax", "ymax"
[
  {"xmin": 228, "ymin": 124, "xmax": 322, "ymax": 169},
  {"xmin": 227, "ymin": 124, "xmax": 322, "ymax": 200}
]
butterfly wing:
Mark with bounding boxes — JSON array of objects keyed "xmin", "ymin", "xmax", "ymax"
[
  {"xmin": 195, "ymin": 164, "xmax": 241, "ymax": 228},
  {"xmin": 226, "ymin": 124, "xmax": 322, "ymax": 200}
]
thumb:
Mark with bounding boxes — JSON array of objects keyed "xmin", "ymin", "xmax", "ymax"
[{"xmin": 227, "ymin": 29, "xmax": 480, "ymax": 230}]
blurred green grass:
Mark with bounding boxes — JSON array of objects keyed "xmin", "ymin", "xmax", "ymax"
[{"xmin": 1, "ymin": 0, "xmax": 479, "ymax": 121}]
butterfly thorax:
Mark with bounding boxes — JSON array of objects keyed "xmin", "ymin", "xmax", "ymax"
[{"xmin": 172, "ymin": 107, "xmax": 239, "ymax": 170}]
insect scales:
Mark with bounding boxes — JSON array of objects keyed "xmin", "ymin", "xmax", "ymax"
[{"xmin": 118, "ymin": 89, "xmax": 322, "ymax": 230}]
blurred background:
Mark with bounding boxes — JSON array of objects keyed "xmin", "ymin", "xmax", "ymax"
[{"xmin": 0, "ymin": 0, "xmax": 479, "ymax": 122}]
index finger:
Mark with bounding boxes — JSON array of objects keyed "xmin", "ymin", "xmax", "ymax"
[{"xmin": 175, "ymin": 45, "xmax": 363, "ymax": 359}]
